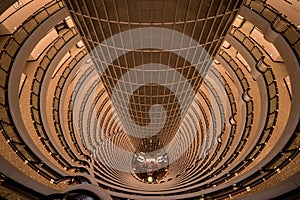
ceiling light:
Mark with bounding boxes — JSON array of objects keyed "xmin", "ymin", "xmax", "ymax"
[
  {"xmin": 246, "ymin": 186, "xmax": 251, "ymax": 192},
  {"xmin": 147, "ymin": 176, "xmax": 153, "ymax": 182}
]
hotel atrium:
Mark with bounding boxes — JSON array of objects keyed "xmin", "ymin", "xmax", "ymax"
[{"xmin": 0, "ymin": 0, "xmax": 300, "ymax": 199}]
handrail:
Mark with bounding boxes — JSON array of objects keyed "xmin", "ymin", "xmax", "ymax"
[
  {"xmin": 229, "ymin": 27, "xmax": 275, "ymax": 70},
  {"xmin": 68, "ymin": 66, "xmax": 97, "ymax": 155},
  {"xmin": 218, "ymin": 50, "xmax": 251, "ymax": 92},
  {"xmin": 1, "ymin": 0, "xmax": 65, "ymax": 59},
  {"xmin": 207, "ymin": 51, "xmax": 253, "ymax": 175},
  {"xmin": 0, "ymin": 119, "xmax": 63, "ymax": 181},
  {"xmin": 89, "ymin": 89, "xmax": 107, "ymax": 150},
  {"xmin": 190, "ymin": 47, "xmax": 278, "ymax": 196},
  {"xmin": 52, "ymin": 49, "xmax": 90, "ymax": 167},
  {"xmin": 174, "ymin": 47, "xmax": 278, "ymax": 195},
  {"xmin": 230, "ymin": 27, "xmax": 265, "ymax": 62},
  {"xmin": 0, "ymin": 0, "xmax": 66, "ymax": 183},
  {"xmin": 197, "ymin": 67, "xmax": 237, "ymax": 176},
  {"xmin": 204, "ymin": 120, "xmax": 300, "ymax": 199},
  {"xmin": 244, "ymin": 0, "xmax": 300, "ymax": 62},
  {"xmin": 30, "ymin": 29, "xmax": 84, "ymax": 172}
]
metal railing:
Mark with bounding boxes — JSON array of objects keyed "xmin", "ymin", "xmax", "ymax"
[{"xmin": 244, "ymin": 0, "xmax": 300, "ymax": 62}]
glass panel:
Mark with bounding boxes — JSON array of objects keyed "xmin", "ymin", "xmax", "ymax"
[
  {"xmin": 63, "ymin": 30, "xmax": 74, "ymax": 41},
  {"xmin": 222, "ymin": 52, "xmax": 231, "ymax": 62},
  {"xmin": 294, "ymin": 40, "xmax": 300, "ymax": 58},
  {"xmin": 35, "ymin": 10, "xmax": 48, "ymax": 23},
  {"xmin": 209, "ymin": 0, "xmax": 219, "ymax": 17},
  {"xmin": 262, "ymin": 8, "xmax": 277, "ymax": 22},
  {"xmin": 243, "ymin": 38, "xmax": 254, "ymax": 51},
  {"xmin": 250, "ymin": 1, "xmax": 264, "ymax": 13},
  {"xmin": 199, "ymin": 1, "xmax": 210, "ymax": 18},
  {"xmin": 0, "ymin": 53, "xmax": 12, "ymax": 71},
  {"xmin": 76, "ymin": 51, "xmax": 85, "ymax": 60},
  {"xmin": 54, "ymin": 38, "xmax": 65, "ymax": 49},
  {"xmin": 109, "ymin": 22, "xmax": 120, "ymax": 38},
  {"xmin": 62, "ymin": 67, "xmax": 71, "ymax": 77},
  {"xmin": 31, "ymin": 80, "xmax": 40, "ymax": 94},
  {"xmin": 31, "ymin": 93, "xmax": 39, "ymax": 107},
  {"xmin": 44, "ymin": 140, "xmax": 58, "ymax": 154},
  {"xmin": 35, "ymin": 67, "xmax": 44, "ymax": 82},
  {"xmin": 58, "ymin": 157, "xmax": 71, "ymax": 168},
  {"xmin": 0, "ymin": 88, "xmax": 5, "ymax": 105},
  {"xmin": 69, "ymin": 0, "xmax": 79, "ymax": 12},
  {"xmin": 92, "ymin": 19, "xmax": 104, "ymax": 42},
  {"xmin": 241, "ymin": 79, "xmax": 249, "ymax": 91},
  {"xmin": 229, "ymin": 60, "xmax": 238, "ymax": 71},
  {"xmin": 32, "ymin": 108, "xmax": 41, "ymax": 124},
  {"xmin": 6, "ymin": 39, "xmax": 19, "ymax": 57},
  {"xmin": 0, "ymin": 106, "xmax": 10, "ymax": 124},
  {"xmin": 201, "ymin": 19, "xmax": 214, "ymax": 44},
  {"xmin": 234, "ymin": 30, "xmax": 245, "ymax": 42},
  {"xmin": 1, "ymin": 122, "xmax": 22, "ymax": 143},
  {"xmin": 69, "ymin": 59, "xmax": 77, "ymax": 69},
  {"xmin": 269, "ymin": 96, "xmax": 278, "ymax": 113},
  {"xmin": 266, "ymin": 154, "xmax": 288, "ymax": 169},
  {"xmin": 259, "ymin": 129, "xmax": 271, "ymax": 144},
  {"xmin": 55, "ymin": 87, "xmax": 61, "ymax": 98},
  {"xmin": 77, "ymin": 0, "xmax": 88, "ymax": 15},
  {"xmin": 58, "ymin": 77, "xmax": 65, "ymax": 88},
  {"xmin": 264, "ymin": 70, "xmax": 274, "ymax": 85},
  {"xmin": 235, "ymin": 68, "xmax": 244, "ymax": 80},
  {"xmin": 24, "ymin": 19, "xmax": 38, "ymax": 33},
  {"xmin": 18, "ymin": 146, "xmax": 40, "ymax": 162},
  {"xmin": 247, "ymin": 100, "xmax": 253, "ymax": 114},
  {"xmin": 284, "ymin": 27, "xmax": 299, "ymax": 45},
  {"xmin": 0, "ymin": 68, "xmax": 7, "ymax": 87},
  {"xmin": 268, "ymin": 83, "xmax": 277, "ymax": 98},
  {"xmin": 246, "ymin": 113, "xmax": 253, "ymax": 127},
  {"xmin": 30, "ymin": 93, "xmax": 39, "ymax": 110},
  {"xmin": 40, "ymin": 56, "xmax": 51, "ymax": 70},
  {"xmin": 53, "ymin": 109, "xmax": 59, "ymax": 121},
  {"xmin": 285, "ymin": 133, "xmax": 300, "ymax": 151},
  {"xmin": 14, "ymin": 28, "xmax": 28, "ymax": 44},
  {"xmin": 231, "ymin": 103, "xmax": 237, "ymax": 114},
  {"xmin": 228, "ymin": 93, "xmax": 235, "ymax": 103},
  {"xmin": 247, "ymin": 146, "xmax": 260, "ymax": 159},
  {"xmin": 251, "ymin": 46, "xmax": 263, "ymax": 61},
  {"xmin": 53, "ymin": 98, "xmax": 59, "ymax": 110},
  {"xmin": 47, "ymin": 46, "xmax": 57, "ymax": 60},
  {"xmin": 85, "ymin": 0, "xmax": 97, "ymax": 18},
  {"xmin": 47, "ymin": 3, "xmax": 61, "ymax": 15},
  {"xmin": 34, "ymin": 123, "xmax": 49, "ymax": 140}
]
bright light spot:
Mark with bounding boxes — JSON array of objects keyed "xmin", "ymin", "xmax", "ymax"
[
  {"xmin": 246, "ymin": 186, "xmax": 251, "ymax": 192},
  {"xmin": 147, "ymin": 176, "xmax": 153, "ymax": 182},
  {"xmin": 276, "ymin": 168, "xmax": 281, "ymax": 173}
]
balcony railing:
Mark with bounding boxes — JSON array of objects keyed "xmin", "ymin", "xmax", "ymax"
[{"xmin": 244, "ymin": 0, "xmax": 300, "ymax": 62}]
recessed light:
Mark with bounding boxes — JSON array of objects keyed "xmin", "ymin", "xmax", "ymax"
[{"xmin": 147, "ymin": 176, "xmax": 153, "ymax": 182}]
